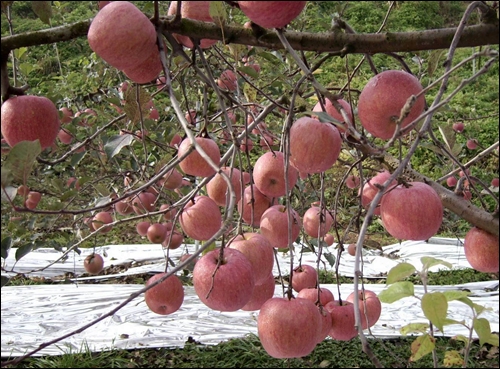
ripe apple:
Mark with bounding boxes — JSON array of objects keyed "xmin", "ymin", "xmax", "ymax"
[
  {"xmin": 92, "ymin": 211, "xmax": 113, "ymax": 233},
  {"xmin": 177, "ymin": 137, "xmax": 221, "ymax": 178},
  {"xmin": 159, "ymin": 167, "xmax": 183, "ymax": 190},
  {"xmin": 131, "ymin": 192, "xmax": 157, "ymax": 214},
  {"xmin": 147, "ymin": 223, "xmax": 168, "ymax": 244},
  {"xmin": 167, "ymin": 1, "xmax": 218, "ymax": 49},
  {"xmin": 241, "ymin": 272, "xmax": 276, "ymax": 311},
  {"xmin": 237, "ymin": 184, "xmax": 274, "ymax": 227},
  {"xmin": 122, "ymin": 43, "xmax": 162, "ymax": 84},
  {"xmin": 257, "ymin": 297, "xmax": 320, "ymax": 359},
  {"xmin": 380, "ymin": 182, "xmax": 443, "ymax": 241},
  {"xmin": 316, "ymin": 305, "xmax": 333, "ymax": 343},
  {"xmin": 84, "ymin": 253, "xmax": 104, "ymax": 275},
  {"xmin": 161, "ymin": 229, "xmax": 184, "ymax": 250},
  {"xmin": 169, "ymin": 133, "xmax": 183, "ymax": 148},
  {"xmin": 228, "ymin": 232, "xmax": 274, "ymax": 285},
  {"xmin": 88, "ymin": 1, "xmax": 157, "ymax": 70},
  {"xmin": 59, "ymin": 107, "xmax": 73, "ymax": 124},
  {"xmin": 57, "ymin": 129, "xmax": 73, "ymax": 144},
  {"xmin": 179, "ymin": 253, "xmax": 198, "ymax": 270},
  {"xmin": 325, "ymin": 300, "xmax": 358, "ymax": 341},
  {"xmin": 464, "ymin": 227, "xmax": 499, "ymax": 273},
  {"xmin": 346, "ymin": 289, "xmax": 382, "ymax": 330},
  {"xmin": 217, "ymin": 69, "xmax": 237, "ymax": 91},
  {"xmin": 466, "ymin": 139, "xmax": 478, "ymax": 150},
  {"xmin": 17, "ymin": 185, "xmax": 30, "ymax": 197},
  {"xmin": 452, "ymin": 122, "xmax": 465, "ymax": 132},
  {"xmin": 359, "ymin": 170, "xmax": 397, "ymax": 216},
  {"xmin": 324, "ymin": 233, "xmax": 335, "ymax": 246},
  {"xmin": 193, "ymin": 248, "xmax": 255, "ymax": 311},
  {"xmin": 446, "ymin": 176, "xmax": 458, "ymax": 187},
  {"xmin": 136, "ymin": 221, "xmax": 151, "ymax": 237},
  {"xmin": 238, "ymin": 1, "xmax": 307, "ymax": 29},
  {"xmin": 292, "ymin": 264, "xmax": 318, "ymax": 292},
  {"xmin": 312, "ymin": 98, "xmax": 354, "ymax": 134},
  {"xmin": 25, "ymin": 191, "xmax": 42, "ymax": 209},
  {"xmin": 302, "ymin": 205, "xmax": 334, "ymax": 238},
  {"xmin": 358, "ymin": 70, "xmax": 426, "ymax": 139},
  {"xmin": 179, "ymin": 195, "xmax": 222, "ymax": 241},
  {"xmin": 260, "ymin": 204, "xmax": 302, "ymax": 248},
  {"xmin": 296, "ymin": 287, "xmax": 335, "ymax": 306},
  {"xmin": 491, "ymin": 178, "xmax": 499, "ymax": 187},
  {"xmin": 346, "ymin": 175, "xmax": 360, "ymax": 189},
  {"xmin": 115, "ymin": 199, "xmax": 133, "ymax": 215},
  {"xmin": 289, "ymin": 117, "xmax": 342, "ymax": 174},
  {"xmin": 206, "ymin": 167, "xmax": 243, "ymax": 207},
  {"xmin": 253, "ymin": 151, "xmax": 299, "ymax": 198},
  {"xmin": 144, "ymin": 273, "xmax": 184, "ymax": 315},
  {"xmin": 240, "ymin": 138, "xmax": 254, "ymax": 153},
  {"xmin": 1, "ymin": 95, "xmax": 60, "ymax": 149},
  {"xmin": 347, "ymin": 243, "xmax": 357, "ymax": 256}
]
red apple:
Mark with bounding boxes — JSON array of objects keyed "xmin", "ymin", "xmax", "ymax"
[
  {"xmin": 289, "ymin": 117, "xmax": 342, "ymax": 174},
  {"xmin": 346, "ymin": 175, "xmax": 360, "ymax": 189},
  {"xmin": 359, "ymin": 170, "xmax": 397, "ymax": 216},
  {"xmin": 144, "ymin": 273, "xmax": 184, "ymax": 315},
  {"xmin": 237, "ymin": 184, "xmax": 275, "ymax": 227},
  {"xmin": 325, "ymin": 300, "xmax": 358, "ymax": 341},
  {"xmin": 380, "ymin": 182, "xmax": 443, "ymax": 241},
  {"xmin": 161, "ymin": 229, "xmax": 184, "ymax": 250},
  {"xmin": 228, "ymin": 232, "xmax": 274, "ymax": 285},
  {"xmin": 452, "ymin": 122, "xmax": 464, "ymax": 132},
  {"xmin": 257, "ymin": 296, "xmax": 320, "ymax": 358},
  {"xmin": 206, "ymin": 167, "xmax": 243, "ymax": 207},
  {"xmin": 446, "ymin": 176, "xmax": 458, "ymax": 187},
  {"xmin": 132, "ymin": 192, "xmax": 157, "ymax": 214},
  {"xmin": 167, "ymin": 1, "xmax": 218, "ymax": 49},
  {"xmin": 358, "ymin": 70, "xmax": 426, "ymax": 139},
  {"xmin": 17, "ymin": 185, "xmax": 30, "ymax": 197},
  {"xmin": 466, "ymin": 139, "xmax": 478, "ymax": 150},
  {"xmin": 347, "ymin": 243, "xmax": 357, "ymax": 256},
  {"xmin": 312, "ymin": 98, "xmax": 354, "ymax": 134},
  {"xmin": 253, "ymin": 151, "xmax": 298, "ymax": 198},
  {"xmin": 346, "ymin": 289, "xmax": 382, "ymax": 330},
  {"xmin": 122, "ymin": 42, "xmax": 162, "ymax": 84},
  {"xmin": 238, "ymin": 1, "xmax": 307, "ymax": 29},
  {"xmin": 193, "ymin": 248, "xmax": 255, "ymax": 311},
  {"xmin": 241, "ymin": 272, "xmax": 276, "ymax": 311},
  {"xmin": 83, "ymin": 253, "xmax": 104, "ymax": 274},
  {"xmin": 136, "ymin": 221, "xmax": 151, "ymax": 237},
  {"xmin": 147, "ymin": 223, "xmax": 168, "ymax": 244},
  {"xmin": 260, "ymin": 204, "xmax": 302, "ymax": 248},
  {"xmin": 179, "ymin": 196, "xmax": 222, "ymax": 241},
  {"xmin": 296, "ymin": 287, "xmax": 335, "ymax": 306},
  {"xmin": 59, "ymin": 107, "xmax": 73, "ymax": 124},
  {"xmin": 88, "ymin": 1, "xmax": 157, "ymax": 70},
  {"xmin": 1, "ymin": 95, "xmax": 60, "ymax": 149},
  {"xmin": 316, "ymin": 305, "xmax": 333, "ymax": 343},
  {"xmin": 91, "ymin": 211, "xmax": 113, "ymax": 233},
  {"xmin": 302, "ymin": 205, "xmax": 334, "ymax": 238},
  {"xmin": 292, "ymin": 264, "xmax": 318, "ymax": 292},
  {"xmin": 491, "ymin": 178, "xmax": 499, "ymax": 187},
  {"xmin": 159, "ymin": 168, "xmax": 183, "ymax": 190},
  {"xmin": 324, "ymin": 233, "xmax": 335, "ymax": 246},
  {"xmin": 464, "ymin": 227, "xmax": 499, "ymax": 273},
  {"xmin": 177, "ymin": 137, "xmax": 221, "ymax": 178},
  {"xmin": 57, "ymin": 129, "xmax": 73, "ymax": 144},
  {"xmin": 217, "ymin": 69, "xmax": 237, "ymax": 91}
]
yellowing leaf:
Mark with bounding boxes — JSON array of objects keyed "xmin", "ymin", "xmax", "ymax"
[
  {"xmin": 474, "ymin": 317, "xmax": 492, "ymax": 346},
  {"xmin": 410, "ymin": 334, "xmax": 435, "ymax": 362},
  {"xmin": 378, "ymin": 281, "xmax": 414, "ymax": 304},
  {"xmin": 400, "ymin": 322, "xmax": 429, "ymax": 336},
  {"xmin": 443, "ymin": 350, "xmax": 464, "ymax": 367},
  {"xmin": 31, "ymin": 1, "xmax": 52, "ymax": 25}
]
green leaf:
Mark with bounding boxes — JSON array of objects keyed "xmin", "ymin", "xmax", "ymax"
[
  {"xmin": 420, "ymin": 256, "xmax": 452, "ymax": 272},
  {"xmin": 13, "ymin": 47, "xmax": 28, "ymax": 60},
  {"xmin": 70, "ymin": 150, "xmax": 87, "ymax": 168},
  {"xmin": 31, "ymin": 1, "xmax": 52, "ymax": 25},
  {"xmin": 378, "ymin": 281, "xmax": 415, "ymax": 303},
  {"xmin": 1, "ymin": 275, "xmax": 10, "ymax": 288},
  {"xmin": 442, "ymin": 318, "xmax": 465, "ymax": 326},
  {"xmin": 15, "ymin": 243, "xmax": 33, "ymax": 261},
  {"xmin": 123, "ymin": 86, "xmax": 152, "ymax": 125},
  {"xmin": 104, "ymin": 134, "xmax": 134, "ymax": 159},
  {"xmin": 323, "ymin": 252, "xmax": 336, "ymax": 267},
  {"xmin": 238, "ymin": 65, "xmax": 259, "ymax": 79},
  {"xmin": 486, "ymin": 333, "xmax": 499, "ymax": 346},
  {"xmin": 1, "ymin": 237, "xmax": 12, "ymax": 259},
  {"xmin": 443, "ymin": 290, "xmax": 471, "ymax": 301},
  {"xmin": 3, "ymin": 140, "xmax": 41, "ymax": 184},
  {"xmin": 400, "ymin": 322, "xmax": 429, "ymax": 336},
  {"xmin": 473, "ymin": 317, "xmax": 491, "ymax": 346},
  {"xmin": 307, "ymin": 110, "xmax": 342, "ymax": 124},
  {"xmin": 438, "ymin": 124, "xmax": 456, "ymax": 152},
  {"xmin": 427, "ymin": 49, "xmax": 445, "ymax": 78},
  {"xmin": 421, "ymin": 292, "xmax": 448, "ymax": 332},
  {"xmin": 19, "ymin": 62, "xmax": 34, "ymax": 76},
  {"xmin": 386, "ymin": 262, "xmax": 416, "ymax": 284},
  {"xmin": 410, "ymin": 334, "xmax": 435, "ymax": 362},
  {"xmin": 209, "ymin": 1, "xmax": 226, "ymax": 27}
]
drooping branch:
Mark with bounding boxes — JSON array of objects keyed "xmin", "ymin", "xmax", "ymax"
[{"xmin": 1, "ymin": 17, "xmax": 498, "ymax": 59}]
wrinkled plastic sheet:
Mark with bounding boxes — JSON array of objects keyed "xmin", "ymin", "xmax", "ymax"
[{"xmin": 1, "ymin": 238, "xmax": 499, "ymax": 358}]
